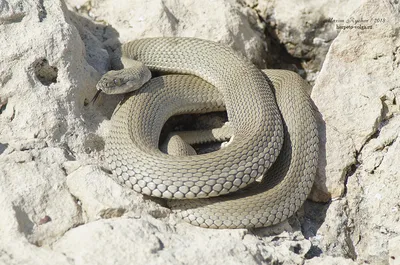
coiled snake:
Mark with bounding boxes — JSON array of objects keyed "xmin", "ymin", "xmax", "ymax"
[{"xmin": 97, "ymin": 37, "xmax": 318, "ymax": 229}]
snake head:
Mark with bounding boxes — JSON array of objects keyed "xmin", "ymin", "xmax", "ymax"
[
  {"xmin": 96, "ymin": 70, "xmax": 148, "ymax": 95},
  {"xmin": 91, "ymin": 61, "xmax": 151, "ymax": 104},
  {"xmin": 91, "ymin": 70, "xmax": 145, "ymax": 104}
]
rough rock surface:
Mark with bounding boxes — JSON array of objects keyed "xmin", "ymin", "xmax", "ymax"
[
  {"xmin": 243, "ymin": 0, "xmax": 366, "ymax": 82},
  {"xmin": 311, "ymin": 0, "xmax": 400, "ymax": 200},
  {"xmin": 309, "ymin": 0, "xmax": 400, "ymax": 264},
  {"xmin": 80, "ymin": 0, "xmax": 269, "ymax": 68},
  {"xmin": 0, "ymin": 0, "xmax": 398, "ymax": 264}
]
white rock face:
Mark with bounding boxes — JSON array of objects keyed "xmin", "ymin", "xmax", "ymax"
[
  {"xmin": 0, "ymin": 0, "xmax": 398, "ymax": 264},
  {"xmin": 305, "ymin": 256, "xmax": 357, "ymax": 265},
  {"xmin": 389, "ymin": 236, "xmax": 400, "ymax": 265},
  {"xmin": 311, "ymin": 0, "xmax": 400, "ymax": 200},
  {"xmin": 52, "ymin": 220, "xmax": 313, "ymax": 265},
  {"xmin": 243, "ymin": 0, "xmax": 366, "ymax": 81},
  {"xmin": 89, "ymin": 0, "xmax": 269, "ymax": 68},
  {"xmin": 309, "ymin": 0, "xmax": 400, "ymax": 263}
]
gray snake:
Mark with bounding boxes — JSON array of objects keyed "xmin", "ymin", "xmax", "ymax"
[{"xmin": 97, "ymin": 37, "xmax": 319, "ymax": 229}]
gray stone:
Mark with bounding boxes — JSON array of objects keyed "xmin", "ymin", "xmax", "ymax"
[
  {"xmin": 310, "ymin": 0, "xmax": 400, "ymax": 264},
  {"xmin": 245, "ymin": 0, "xmax": 365, "ymax": 81},
  {"xmin": 311, "ymin": 0, "xmax": 400, "ymax": 201},
  {"xmin": 305, "ymin": 256, "xmax": 357, "ymax": 265},
  {"xmin": 389, "ymin": 236, "xmax": 400, "ymax": 265}
]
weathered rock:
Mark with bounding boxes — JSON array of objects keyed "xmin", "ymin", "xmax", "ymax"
[
  {"xmin": 66, "ymin": 165, "xmax": 170, "ymax": 222},
  {"xmin": 309, "ymin": 0, "xmax": 400, "ymax": 263},
  {"xmin": 80, "ymin": 0, "xmax": 269, "ymax": 68},
  {"xmin": 243, "ymin": 0, "xmax": 366, "ymax": 80},
  {"xmin": 307, "ymin": 200, "xmax": 356, "ymax": 259},
  {"xmin": 0, "ymin": 146, "xmax": 82, "ymax": 248},
  {"xmin": 389, "ymin": 236, "xmax": 400, "ymax": 265},
  {"xmin": 346, "ymin": 115, "xmax": 400, "ymax": 264},
  {"xmin": 0, "ymin": 0, "xmax": 105, "ymax": 149},
  {"xmin": 52, "ymin": 218, "xmax": 313, "ymax": 265},
  {"xmin": 305, "ymin": 256, "xmax": 357, "ymax": 265},
  {"xmin": 310, "ymin": 0, "xmax": 400, "ymax": 201}
]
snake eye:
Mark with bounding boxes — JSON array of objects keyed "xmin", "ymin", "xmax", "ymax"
[{"xmin": 113, "ymin": 78, "xmax": 121, "ymax": 86}]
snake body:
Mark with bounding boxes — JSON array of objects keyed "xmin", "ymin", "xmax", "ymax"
[{"xmin": 101, "ymin": 38, "xmax": 318, "ymax": 228}]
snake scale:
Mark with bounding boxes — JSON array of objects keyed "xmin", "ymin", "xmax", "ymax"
[{"xmin": 97, "ymin": 37, "xmax": 319, "ymax": 229}]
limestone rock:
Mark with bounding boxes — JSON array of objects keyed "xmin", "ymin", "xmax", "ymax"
[
  {"xmin": 389, "ymin": 236, "xmax": 400, "ymax": 265},
  {"xmin": 309, "ymin": 0, "xmax": 400, "ymax": 263},
  {"xmin": 66, "ymin": 165, "xmax": 170, "ymax": 222},
  {"xmin": 52, "ymin": 218, "xmax": 312, "ymax": 265},
  {"xmin": 244, "ymin": 0, "xmax": 366, "ymax": 80},
  {"xmin": 82, "ymin": 0, "xmax": 269, "ymax": 68},
  {"xmin": 346, "ymin": 114, "xmax": 400, "ymax": 264},
  {"xmin": 0, "ymin": 145, "xmax": 82, "ymax": 247},
  {"xmin": 305, "ymin": 256, "xmax": 357, "ymax": 265},
  {"xmin": 310, "ymin": 0, "xmax": 400, "ymax": 201}
]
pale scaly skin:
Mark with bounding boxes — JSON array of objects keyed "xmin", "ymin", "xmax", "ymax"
[
  {"xmin": 102, "ymin": 37, "xmax": 318, "ymax": 228},
  {"xmin": 160, "ymin": 124, "xmax": 234, "ymax": 156},
  {"xmin": 170, "ymin": 70, "xmax": 318, "ymax": 228}
]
